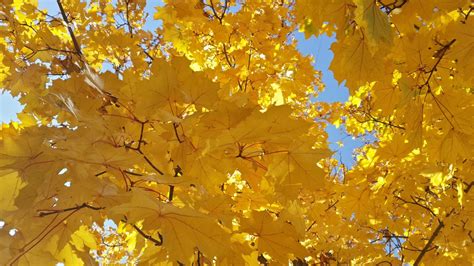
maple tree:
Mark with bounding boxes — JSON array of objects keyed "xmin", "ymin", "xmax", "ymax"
[{"xmin": 0, "ymin": 0, "xmax": 473, "ymax": 265}]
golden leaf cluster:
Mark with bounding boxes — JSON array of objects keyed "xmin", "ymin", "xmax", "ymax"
[{"xmin": 0, "ymin": 0, "xmax": 472, "ymax": 265}]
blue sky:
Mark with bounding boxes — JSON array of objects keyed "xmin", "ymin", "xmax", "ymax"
[
  {"xmin": 294, "ymin": 33, "xmax": 365, "ymax": 167},
  {"xmin": 0, "ymin": 92, "xmax": 22, "ymax": 122},
  {"xmin": 0, "ymin": 1, "xmax": 363, "ymax": 166}
]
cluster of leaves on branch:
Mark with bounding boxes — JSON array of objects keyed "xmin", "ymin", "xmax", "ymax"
[{"xmin": 0, "ymin": 0, "xmax": 472, "ymax": 265}]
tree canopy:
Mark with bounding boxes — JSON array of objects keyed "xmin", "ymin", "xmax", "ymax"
[{"xmin": 0, "ymin": 0, "xmax": 473, "ymax": 265}]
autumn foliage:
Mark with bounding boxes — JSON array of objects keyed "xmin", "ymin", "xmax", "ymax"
[{"xmin": 0, "ymin": 0, "xmax": 473, "ymax": 265}]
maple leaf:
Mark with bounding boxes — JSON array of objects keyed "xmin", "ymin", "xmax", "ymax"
[
  {"xmin": 240, "ymin": 211, "xmax": 308, "ymax": 262},
  {"xmin": 354, "ymin": 0, "xmax": 393, "ymax": 47},
  {"xmin": 111, "ymin": 191, "xmax": 231, "ymax": 263}
]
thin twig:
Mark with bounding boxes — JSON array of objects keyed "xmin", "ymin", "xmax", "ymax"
[
  {"xmin": 131, "ymin": 224, "xmax": 163, "ymax": 246},
  {"xmin": 9, "ymin": 210, "xmax": 79, "ymax": 265},
  {"xmin": 173, "ymin": 123, "xmax": 184, "ymax": 143},
  {"xmin": 56, "ymin": 0, "xmax": 83, "ymax": 58},
  {"xmin": 209, "ymin": 0, "xmax": 229, "ymax": 24},
  {"xmin": 143, "ymin": 155, "xmax": 164, "ymax": 175},
  {"xmin": 124, "ymin": 121, "xmax": 165, "ymax": 175},
  {"xmin": 394, "ymin": 195, "xmax": 438, "ymax": 217},
  {"xmin": 124, "ymin": 0, "xmax": 133, "ymax": 37},
  {"xmin": 37, "ymin": 202, "xmax": 104, "ymax": 217}
]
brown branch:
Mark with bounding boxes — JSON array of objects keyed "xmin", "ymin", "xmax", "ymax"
[
  {"xmin": 22, "ymin": 44, "xmax": 78, "ymax": 60},
  {"xmin": 131, "ymin": 224, "xmax": 163, "ymax": 246},
  {"xmin": 364, "ymin": 110, "xmax": 405, "ymax": 130},
  {"xmin": 325, "ymin": 200, "xmax": 339, "ymax": 212},
  {"xmin": 131, "ymin": 185, "xmax": 169, "ymax": 201},
  {"xmin": 120, "ymin": 169, "xmax": 131, "ymax": 191},
  {"xmin": 196, "ymin": 250, "xmax": 202, "ymax": 266},
  {"xmin": 168, "ymin": 185, "xmax": 175, "ymax": 202},
  {"xmin": 349, "ymin": 101, "xmax": 405, "ymax": 130},
  {"xmin": 143, "ymin": 155, "xmax": 164, "ymax": 175},
  {"xmin": 137, "ymin": 44, "xmax": 154, "ymax": 62},
  {"xmin": 137, "ymin": 120, "xmax": 147, "ymax": 150},
  {"xmin": 9, "ymin": 210, "xmax": 78, "ymax": 265},
  {"xmin": 413, "ymin": 220, "xmax": 444, "ymax": 266},
  {"xmin": 377, "ymin": 0, "xmax": 409, "ymax": 14},
  {"xmin": 222, "ymin": 0, "xmax": 229, "ymax": 19},
  {"xmin": 306, "ymin": 220, "xmax": 317, "ymax": 232},
  {"xmin": 37, "ymin": 203, "xmax": 104, "ymax": 217},
  {"xmin": 394, "ymin": 195, "xmax": 437, "ymax": 217},
  {"xmin": 14, "ymin": 214, "xmax": 59, "ymax": 259},
  {"xmin": 168, "ymin": 165, "xmax": 182, "ymax": 202},
  {"xmin": 428, "ymin": 91, "xmax": 456, "ymax": 129},
  {"xmin": 173, "ymin": 123, "xmax": 184, "ymax": 143},
  {"xmin": 56, "ymin": 0, "xmax": 83, "ymax": 58},
  {"xmin": 410, "ymin": 182, "xmax": 473, "ymax": 264},
  {"xmin": 465, "ymin": 181, "xmax": 474, "ymax": 193},
  {"xmin": 95, "ymin": 170, "xmax": 107, "ymax": 176},
  {"xmin": 419, "ymin": 39, "xmax": 456, "ymax": 90},
  {"xmin": 460, "ymin": 7, "xmax": 473, "ymax": 23},
  {"xmin": 403, "ymin": 245, "xmax": 435, "ymax": 252},
  {"xmin": 124, "ymin": 121, "xmax": 165, "ymax": 176},
  {"xmin": 222, "ymin": 43, "xmax": 236, "ymax": 68},
  {"xmin": 305, "ymin": 199, "xmax": 339, "ymax": 232},
  {"xmin": 101, "ymin": 237, "xmax": 122, "ymax": 248},
  {"xmin": 209, "ymin": 0, "xmax": 229, "ymax": 24},
  {"xmin": 123, "ymin": 170, "xmax": 143, "ymax": 176},
  {"xmin": 124, "ymin": 0, "xmax": 133, "ymax": 37}
]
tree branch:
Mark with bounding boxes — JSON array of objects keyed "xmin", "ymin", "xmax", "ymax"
[
  {"xmin": 137, "ymin": 44, "xmax": 154, "ymax": 62},
  {"xmin": 168, "ymin": 165, "xmax": 182, "ymax": 202},
  {"xmin": 419, "ymin": 39, "xmax": 456, "ymax": 90},
  {"xmin": 173, "ymin": 122, "xmax": 184, "ymax": 143},
  {"xmin": 209, "ymin": 0, "xmax": 229, "ymax": 24},
  {"xmin": 10, "ymin": 209, "xmax": 80, "ymax": 265},
  {"xmin": 377, "ymin": 0, "xmax": 409, "ymax": 15},
  {"xmin": 124, "ymin": 121, "xmax": 165, "ymax": 175},
  {"xmin": 143, "ymin": 155, "xmax": 164, "ymax": 175},
  {"xmin": 124, "ymin": 0, "xmax": 133, "ymax": 37},
  {"xmin": 222, "ymin": 43, "xmax": 236, "ymax": 68},
  {"xmin": 394, "ymin": 195, "xmax": 438, "ymax": 217},
  {"xmin": 56, "ymin": 0, "xmax": 83, "ymax": 57},
  {"xmin": 413, "ymin": 220, "xmax": 444, "ymax": 266},
  {"xmin": 37, "ymin": 203, "xmax": 104, "ymax": 217},
  {"xmin": 131, "ymin": 223, "xmax": 163, "ymax": 246},
  {"xmin": 410, "ymin": 182, "xmax": 473, "ymax": 264}
]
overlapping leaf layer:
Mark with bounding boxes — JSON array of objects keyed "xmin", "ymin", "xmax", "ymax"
[{"xmin": 0, "ymin": 0, "xmax": 472, "ymax": 264}]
